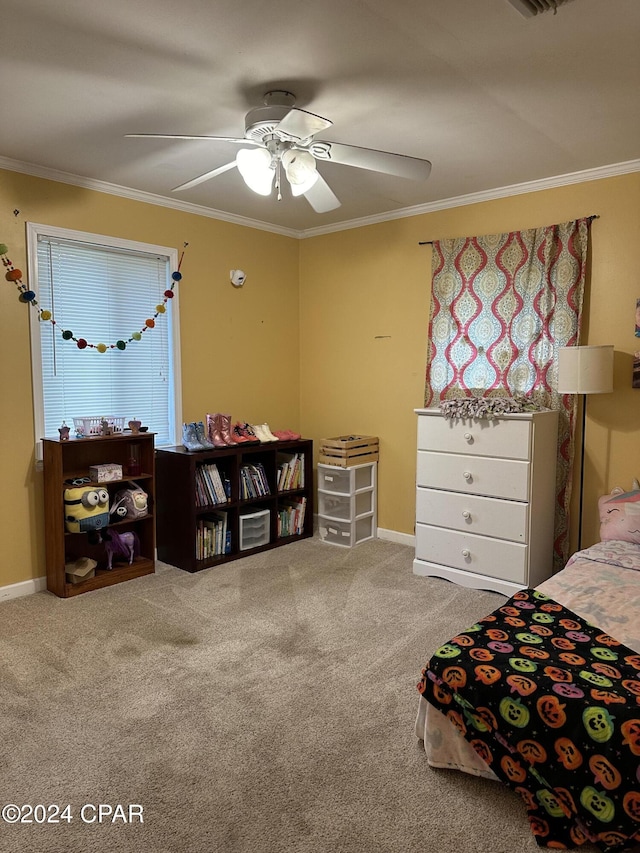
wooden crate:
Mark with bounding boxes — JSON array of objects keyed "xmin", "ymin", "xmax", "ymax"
[{"xmin": 318, "ymin": 435, "xmax": 379, "ymax": 468}]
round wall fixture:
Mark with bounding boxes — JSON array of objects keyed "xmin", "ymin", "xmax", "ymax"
[{"xmin": 230, "ymin": 269, "xmax": 246, "ymax": 287}]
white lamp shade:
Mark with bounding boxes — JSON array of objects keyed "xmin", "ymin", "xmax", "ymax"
[
  {"xmin": 282, "ymin": 149, "xmax": 319, "ymax": 195},
  {"xmin": 236, "ymin": 148, "xmax": 274, "ymax": 195},
  {"xmin": 557, "ymin": 345, "xmax": 614, "ymax": 394}
]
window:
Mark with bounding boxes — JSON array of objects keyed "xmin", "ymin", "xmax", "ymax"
[{"xmin": 27, "ymin": 223, "xmax": 182, "ymax": 459}]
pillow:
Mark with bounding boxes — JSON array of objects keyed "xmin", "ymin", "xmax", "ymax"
[{"xmin": 598, "ymin": 487, "xmax": 640, "ymax": 544}]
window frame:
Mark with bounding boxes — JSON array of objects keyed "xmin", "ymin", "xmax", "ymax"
[{"xmin": 26, "ymin": 221, "xmax": 182, "ymax": 461}]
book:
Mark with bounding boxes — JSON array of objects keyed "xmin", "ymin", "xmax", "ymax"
[{"xmin": 279, "ymin": 496, "xmax": 307, "ymax": 536}]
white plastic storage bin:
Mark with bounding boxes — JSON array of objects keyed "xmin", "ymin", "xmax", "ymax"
[
  {"xmin": 318, "ymin": 514, "xmax": 375, "ymax": 548},
  {"xmin": 317, "ymin": 489, "xmax": 374, "ymax": 521},
  {"xmin": 317, "ymin": 461, "xmax": 377, "ymax": 547},
  {"xmin": 318, "ymin": 463, "xmax": 375, "ymax": 495},
  {"xmin": 239, "ymin": 508, "xmax": 270, "ymax": 551}
]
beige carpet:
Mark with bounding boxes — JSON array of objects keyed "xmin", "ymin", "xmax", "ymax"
[{"xmin": 0, "ymin": 537, "xmax": 601, "ymax": 853}]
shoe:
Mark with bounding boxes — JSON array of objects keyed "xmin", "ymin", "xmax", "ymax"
[
  {"xmin": 218, "ymin": 413, "xmax": 238, "ymax": 446},
  {"xmin": 231, "ymin": 422, "xmax": 259, "ymax": 444},
  {"xmin": 234, "ymin": 422, "xmax": 261, "ymax": 443},
  {"xmin": 206, "ymin": 413, "xmax": 227, "ymax": 448},
  {"xmin": 182, "ymin": 422, "xmax": 204, "ymax": 452},
  {"xmin": 194, "ymin": 420, "xmax": 215, "ymax": 450},
  {"xmin": 261, "ymin": 423, "xmax": 279, "ymax": 442},
  {"xmin": 272, "ymin": 429, "xmax": 301, "ymax": 441},
  {"xmin": 250, "ymin": 424, "xmax": 268, "ymax": 443},
  {"xmin": 252, "ymin": 423, "xmax": 279, "ymax": 443}
]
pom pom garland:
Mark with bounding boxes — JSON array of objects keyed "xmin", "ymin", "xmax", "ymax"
[{"xmin": 1, "ymin": 241, "xmax": 188, "ymax": 352}]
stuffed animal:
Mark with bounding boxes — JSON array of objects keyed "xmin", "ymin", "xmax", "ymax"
[
  {"xmin": 109, "ymin": 482, "xmax": 148, "ymax": 521},
  {"xmin": 598, "ymin": 478, "xmax": 640, "ymax": 544},
  {"xmin": 64, "ymin": 485, "xmax": 110, "ymax": 533},
  {"xmin": 96, "ymin": 529, "xmax": 140, "ymax": 570}
]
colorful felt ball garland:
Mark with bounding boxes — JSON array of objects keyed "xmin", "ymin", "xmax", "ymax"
[{"xmin": 1, "ymin": 241, "xmax": 187, "ymax": 352}]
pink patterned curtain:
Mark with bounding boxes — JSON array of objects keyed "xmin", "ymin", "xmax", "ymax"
[{"xmin": 424, "ymin": 218, "xmax": 592, "ymax": 570}]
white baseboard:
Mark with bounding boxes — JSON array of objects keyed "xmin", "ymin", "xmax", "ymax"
[
  {"xmin": 0, "ymin": 576, "xmax": 47, "ymax": 602},
  {"xmin": 377, "ymin": 527, "xmax": 415, "ymax": 547},
  {"xmin": 1, "ymin": 530, "xmax": 415, "ymax": 601}
]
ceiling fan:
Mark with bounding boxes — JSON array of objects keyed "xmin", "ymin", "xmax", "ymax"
[{"xmin": 126, "ymin": 90, "xmax": 432, "ymax": 214}]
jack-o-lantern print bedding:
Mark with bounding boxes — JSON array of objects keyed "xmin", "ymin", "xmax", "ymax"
[{"xmin": 417, "ymin": 589, "xmax": 640, "ymax": 852}]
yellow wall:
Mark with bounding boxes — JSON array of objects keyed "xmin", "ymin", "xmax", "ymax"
[
  {"xmin": 2, "ymin": 167, "xmax": 639, "ymax": 588},
  {"xmin": 300, "ymin": 173, "xmax": 640, "ymax": 552},
  {"xmin": 0, "ymin": 169, "xmax": 300, "ymax": 587}
]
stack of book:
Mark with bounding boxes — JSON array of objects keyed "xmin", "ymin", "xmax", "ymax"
[
  {"xmin": 277, "ymin": 496, "xmax": 307, "ymax": 537},
  {"xmin": 277, "ymin": 452, "xmax": 304, "ymax": 491},
  {"xmin": 195, "ymin": 463, "xmax": 230, "ymax": 507},
  {"xmin": 240, "ymin": 463, "xmax": 270, "ymax": 499},
  {"xmin": 196, "ymin": 511, "xmax": 230, "ymax": 559}
]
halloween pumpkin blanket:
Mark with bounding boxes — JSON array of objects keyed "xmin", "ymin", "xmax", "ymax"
[{"xmin": 417, "ymin": 589, "xmax": 640, "ymax": 852}]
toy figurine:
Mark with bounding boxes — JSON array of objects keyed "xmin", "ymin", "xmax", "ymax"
[{"xmin": 58, "ymin": 421, "xmax": 70, "ymax": 441}]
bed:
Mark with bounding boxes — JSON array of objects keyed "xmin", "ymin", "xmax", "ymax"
[{"xmin": 415, "ymin": 539, "xmax": 640, "ymax": 853}]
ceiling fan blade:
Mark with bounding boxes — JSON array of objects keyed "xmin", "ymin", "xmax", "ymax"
[
  {"xmin": 276, "ymin": 108, "xmax": 333, "ymax": 141},
  {"xmin": 302, "ymin": 173, "xmax": 341, "ymax": 213},
  {"xmin": 172, "ymin": 161, "xmax": 237, "ymax": 192},
  {"xmin": 309, "ymin": 140, "xmax": 432, "ymax": 181},
  {"xmin": 126, "ymin": 134, "xmax": 259, "ymax": 145}
]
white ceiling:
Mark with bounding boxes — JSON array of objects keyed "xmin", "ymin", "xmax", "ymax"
[{"xmin": 1, "ymin": 0, "xmax": 639, "ymax": 235}]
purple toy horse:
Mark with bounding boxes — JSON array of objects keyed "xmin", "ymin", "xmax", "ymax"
[{"xmin": 99, "ymin": 529, "xmax": 140, "ymax": 570}]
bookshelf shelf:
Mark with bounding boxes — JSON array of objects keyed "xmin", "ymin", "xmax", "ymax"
[{"xmin": 155, "ymin": 439, "xmax": 313, "ymax": 572}]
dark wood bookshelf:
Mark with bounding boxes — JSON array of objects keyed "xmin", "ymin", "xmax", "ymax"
[
  {"xmin": 155, "ymin": 439, "xmax": 313, "ymax": 572},
  {"xmin": 42, "ymin": 433, "xmax": 156, "ymax": 597}
]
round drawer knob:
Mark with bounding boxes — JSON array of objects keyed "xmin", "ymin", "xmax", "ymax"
[
  {"xmin": 463, "ymin": 471, "xmax": 472, "ymax": 481},
  {"xmin": 462, "ymin": 511, "xmax": 471, "ymax": 520},
  {"xmin": 461, "ymin": 549, "xmax": 471, "ymax": 558},
  {"xmin": 464, "ymin": 433, "xmax": 473, "ymax": 443}
]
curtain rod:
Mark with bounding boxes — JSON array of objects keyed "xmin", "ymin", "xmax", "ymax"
[{"xmin": 418, "ymin": 214, "xmax": 600, "ymax": 246}]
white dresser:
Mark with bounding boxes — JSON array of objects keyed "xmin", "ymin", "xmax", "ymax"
[{"xmin": 413, "ymin": 407, "xmax": 559, "ymax": 595}]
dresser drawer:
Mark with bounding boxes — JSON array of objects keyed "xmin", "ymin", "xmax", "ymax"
[
  {"xmin": 417, "ymin": 414, "xmax": 531, "ymax": 460},
  {"xmin": 417, "ymin": 451, "xmax": 530, "ymax": 500},
  {"xmin": 416, "ymin": 487, "xmax": 528, "ymax": 542},
  {"xmin": 415, "ymin": 523, "xmax": 527, "ymax": 583}
]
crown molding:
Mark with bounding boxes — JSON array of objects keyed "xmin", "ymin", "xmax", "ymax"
[
  {"xmin": 0, "ymin": 156, "xmax": 300, "ymax": 239},
  {"xmin": 299, "ymin": 159, "xmax": 640, "ymax": 238},
  {"xmin": 1, "ymin": 154, "xmax": 639, "ymax": 241}
]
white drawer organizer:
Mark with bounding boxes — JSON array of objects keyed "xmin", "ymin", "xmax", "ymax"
[
  {"xmin": 239, "ymin": 508, "xmax": 270, "ymax": 552},
  {"xmin": 318, "ymin": 462, "xmax": 377, "ymax": 547},
  {"xmin": 413, "ymin": 407, "xmax": 559, "ymax": 595}
]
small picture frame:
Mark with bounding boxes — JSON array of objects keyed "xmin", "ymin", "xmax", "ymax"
[{"xmin": 634, "ymin": 352, "xmax": 640, "ymax": 389}]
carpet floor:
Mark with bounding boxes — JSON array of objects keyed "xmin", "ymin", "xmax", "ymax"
[{"xmin": 0, "ymin": 537, "xmax": 602, "ymax": 853}]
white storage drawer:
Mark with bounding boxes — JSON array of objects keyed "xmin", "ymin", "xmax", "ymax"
[
  {"xmin": 417, "ymin": 451, "xmax": 530, "ymax": 501},
  {"xmin": 417, "ymin": 413, "xmax": 531, "ymax": 460},
  {"xmin": 318, "ymin": 463, "xmax": 375, "ymax": 494},
  {"xmin": 239, "ymin": 509, "xmax": 270, "ymax": 551},
  {"xmin": 318, "ymin": 513, "xmax": 375, "ymax": 547},
  {"xmin": 415, "ymin": 523, "xmax": 527, "ymax": 583},
  {"xmin": 416, "ymin": 487, "xmax": 528, "ymax": 543},
  {"xmin": 317, "ymin": 489, "xmax": 374, "ymax": 520}
]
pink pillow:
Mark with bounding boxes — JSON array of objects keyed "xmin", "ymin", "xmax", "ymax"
[{"xmin": 598, "ymin": 489, "xmax": 640, "ymax": 544}]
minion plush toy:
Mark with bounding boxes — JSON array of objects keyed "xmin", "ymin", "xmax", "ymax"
[{"xmin": 64, "ymin": 485, "xmax": 110, "ymax": 533}]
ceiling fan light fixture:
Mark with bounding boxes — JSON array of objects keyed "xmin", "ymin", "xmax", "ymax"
[
  {"xmin": 282, "ymin": 149, "xmax": 319, "ymax": 196},
  {"xmin": 236, "ymin": 147, "xmax": 274, "ymax": 196}
]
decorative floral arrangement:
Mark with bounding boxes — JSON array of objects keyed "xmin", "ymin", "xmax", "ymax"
[
  {"xmin": 439, "ymin": 394, "xmax": 542, "ymax": 420},
  {"xmin": 1, "ymin": 241, "xmax": 187, "ymax": 353}
]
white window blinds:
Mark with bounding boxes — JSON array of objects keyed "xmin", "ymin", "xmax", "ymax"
[{"xmin": 28, "ymin": 224, "xmax": 181, "ymax": 454}]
